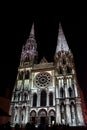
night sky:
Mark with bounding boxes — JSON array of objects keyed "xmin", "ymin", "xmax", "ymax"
[{"xmin": 0, "ymin": 3, "xmax": 87, "ymax": 103}]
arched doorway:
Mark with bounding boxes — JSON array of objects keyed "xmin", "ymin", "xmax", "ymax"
[
  {"xmin": 49, "ymin": 110, "xmax": 55, "ymax": 125},
  {"xmin": 30, "ymin": 110, "xmax": 36, "ymax": 124},
  {"xmin": 38, "ymin": 109, "xmax": 47, "ymax": 125}
]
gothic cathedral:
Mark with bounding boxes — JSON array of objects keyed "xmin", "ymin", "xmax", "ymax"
[{"xmin": 9, "ymin": 23, "xmax": 85, "ymax": 127}]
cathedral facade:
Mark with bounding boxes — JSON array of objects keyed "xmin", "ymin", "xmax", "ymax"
[{"xmin": 9, "ymin": 23, "xmax": 85, "ymax": 127}]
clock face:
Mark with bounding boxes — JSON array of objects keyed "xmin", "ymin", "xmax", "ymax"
[{"xmin": 34, "ymin": 72, "xmax": 52, "ymax": 88}]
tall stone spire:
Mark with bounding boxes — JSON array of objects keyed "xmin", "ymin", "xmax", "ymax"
[
  {"xmin": 56, "ymin": 23, "xmax": 70, "ymax": 53},
  {"xmin": 29, "ymin": 23, "xmax": 34, "ymax": 36},
  {"xmin": 20, "ymin": 23, "xmax": 38, "ymax": 66}
]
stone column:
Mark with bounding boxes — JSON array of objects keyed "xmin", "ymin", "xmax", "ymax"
[
  {"xmin": 65, "ymin": 99, "xmax": 71, "ymax": 125},
  {"xmin": 11, "ymin": 94, "xmax": 14, "ymax": 101},
  {"xmin": 31, "ymin": 94, "xmax": 33, "ymax": 107},
  {"xmin": 25, "ymin": 106, "xmax": 29, "ymax": 124},
  {"xmin": 58, "ymin": 79, "xmax": 61, "ymax": 97},
  {"xmin": 19, "ymin": 92, "xmax": 22, "ymax": 101},
  {"xmin": 55, "ymin": 99, "xmax": 61, "ymax": 124},
  {"xmin": 74, "ymin": 83, "xmax": 78, "ymax": 97},
  {"xmin": 56, "ymin": 77, "xmax": 59, "ymax": 98},
  {"xmin": 65, "ymin": 83, "xmax": 68, "ymax": 98},
  {"xmin": 46, "ymin": 88, "xmax": 49, "ymax": 106},
  {"xmin": 56, "ymin": 85, "xmax": 58, "ymax": 98},
  {"xmin": 53, "ymin": 91, "xmax": 55, "ymax": 106},
  {"xmin": 66, "ymin": 79, "xmax": 69, "ymax": 96},
  {"xmin": 37, "ymin": 89, "xmax": 40, "ymax": 107},
  {"xmin": 27, "ymin": 92, "xmax": 30, "ymax": 100},
  {"xmin": 76, "ymin": 99, "xmax": 84, "ymax": 126}
]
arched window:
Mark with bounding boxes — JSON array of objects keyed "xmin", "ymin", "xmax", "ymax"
[
  {"xmin": 49, "ymin": 92, "xmax": 53, "ymax": 106},
  {"xmin": 33, "ymin": 93, "xmax": 37, "ymax": 107},
  {"xmin": 60, "ymin": 87, "xmax": 64, "ymax": 98},
  {"xmin": 25, "ymin": 70, "xmax": 29, "ymax": 79},
  {"xmin": 30, "ymin": 110, "xmax": 36, "ymax": 124},
  {"xmin": 41, "ymin": 90, "xmax": 46, "ymax": 106},
  {"xmin": 68, "ymin": 87, "xmax": 73, "ymax": 97}
]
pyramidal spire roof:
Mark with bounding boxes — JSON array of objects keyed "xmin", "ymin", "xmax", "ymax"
[{"xmin": 56, "ymin": 23, "xmax": 70, "ymax": 53}]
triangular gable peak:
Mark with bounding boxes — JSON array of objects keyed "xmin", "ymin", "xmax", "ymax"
[{"xmin": 40, "ymin": 57, "xmax": 48, "ymax": 64}]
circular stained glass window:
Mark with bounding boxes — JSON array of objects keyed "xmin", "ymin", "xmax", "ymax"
[{"xmin": 35, "ymin": 72, "xmax": 52, "ymax": 88}]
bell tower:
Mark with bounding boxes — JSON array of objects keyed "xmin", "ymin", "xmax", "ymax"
[
  {"xmin": 20, "ymin": 23, "xmax": 38, "ymax": 67},
  {"xmin": 54, "ymin": 23, "xmax": 84, "ymax": 126}
]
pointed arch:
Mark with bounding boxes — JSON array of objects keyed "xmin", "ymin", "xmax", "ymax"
[
  {"xmin": 41, "ymin": 90, "xmax": 47, "ymax": 106},
  {"xmin": 30, "ymin": 110, "xmax": 36, "ymax": 117},
  {"xmin": 49, "ymin": 92, "xmax": 53, "ymax": 106},
  {"xmin": 49, "ymin": 110, "xmax": 55, "ymax": 124},
  {"xmin": 33, "ymin": 93, "xmax": 37, "ymax": 107},
  {"xmin": 30, "ymin": 110, "xmax": 36, "ymax": 123},
  {"xmin": 38, "ymin": 109, "xmax": 47, "ymax": 117}
]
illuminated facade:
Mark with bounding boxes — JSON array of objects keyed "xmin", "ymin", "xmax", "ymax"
[{"xmin": 9, "ymin": 23, "xmax": 85, "ymax": 127}]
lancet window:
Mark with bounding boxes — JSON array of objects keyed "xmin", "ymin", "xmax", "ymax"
[
  {"xmin": 68, "ymin": 87, "xmax": 73, "ymax": 97},
  {"xmin": 33, "ymin": 93, "xmax": 37, "ymax": 107},
  {"xmin": 49, "ymin": 92, "xmax": 53, "ymax": 106},
  {"xmin": 41, "ymin": 90, "xmax": 47, "ymax": 106},
  {"xmin": 60, "ymin": 87, "xmax": 64, "ymax": 98}
]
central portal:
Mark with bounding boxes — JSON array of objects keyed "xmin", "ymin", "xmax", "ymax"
[
  {"xmin": 38, "ymin": 109, "xmax": 47, "ymax": 125},
  {"xmin": 40, "ymin": 117, "xmax": 46, "ymax": 124}
]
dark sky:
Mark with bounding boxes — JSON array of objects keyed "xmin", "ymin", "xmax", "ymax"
[{"xmin": 0, "ymin": 2, "xmax": 87, "ymax": 101}]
